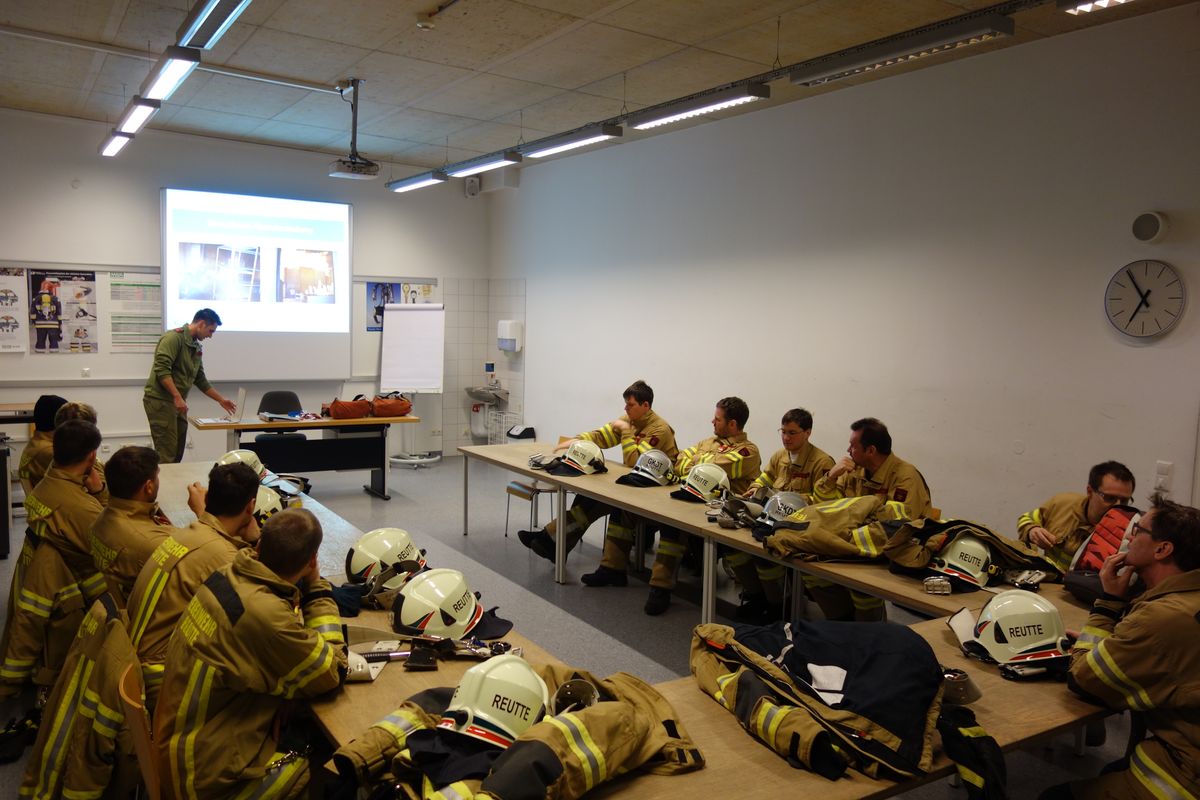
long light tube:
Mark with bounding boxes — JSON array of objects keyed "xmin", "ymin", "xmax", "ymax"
[
  {"xmin": 525, "ymin": 124, "xmax": 623, "ymax": 158},
  {"xmin": 628, "ymin": 84, "xmax": 769, "ymax": 131},
  {"xmin": 98, "ymin": 131, "xmax": 134, "ymax": 157},
  {"xmin": 177, "ymin": 0, "xmax": 254, "ymax": 49},
  {"xmin": 115, "ymin": 96, "xmax": 161, "ymax": 134},
  {"xmin": 789, "ymin": 14, "xmax": 1014, "ymax": 86},
  {"xmin": 140, "ymin": 46, "xmax": 201, "ymax": 101},
  {"xmin": 386, "ymin": 170, "xmax": 449, "ymax": 193},
  {"xmin": 446, "ymin": 151, "xmax": 522, "ymax": 178},
  {"xmin": 1057, "ymin": 0, "xmax": 1134, "ymax": 13}
]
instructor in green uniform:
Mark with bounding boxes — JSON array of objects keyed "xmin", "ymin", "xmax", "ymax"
[{"xmin": 142, "ymin": 308, "xmax": 236, "ymax": 462}]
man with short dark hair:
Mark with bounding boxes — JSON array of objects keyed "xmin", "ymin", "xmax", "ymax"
[
  {"xmin": 810, "ymin": 417, "xmax": 932, "ymax": 621},
  {"xmin": 142, "ymin": 308, "xmax": 237, "ymax": 462},
  {"xmin": 125, "ymin": 462, "xmax": 260, "ymax": 706},
  {"xmin": 1040, "ymin": 494, "xmax": 1200, "ymax": 799},
  {"xmin": 17, "ymin": 394, "xmax": 66, "ymax": 496},
  {"xmin": 88, "ymin": 446, "xmax": 175, "ymax": 605},
  {"xmin": 520, "ymin": 379, "xmax": 678, "ymax": 560},
  {"xmin": 1018, "ymin": 460, "xmax": 1136, "ymax": 573},
  {"xmin": 155, "ymin": 508, "xmax": 345, "ymax": 799}
]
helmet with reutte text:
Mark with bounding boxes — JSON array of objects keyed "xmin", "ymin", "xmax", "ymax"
[
  {"xmin": 345, "ymin": 527, "xmax": 427, "ymax": 591},
  {"xmin": 967, "ymin": 589, "xmax": 1070, "ymax": 665},
  {"xmin": 931, "ymin": 534, "xmax": 994, "ymax": 588},
  {"xmin": 682, "ymin": 463, "xmax": 729, "ymax": 502},
  {"xmin": 217, "ymin": 449, "xmax": 268, "ymax": 480},
  {"xmin": 437, "ymin": 655, "xmax": 549, "ymax": 748}
]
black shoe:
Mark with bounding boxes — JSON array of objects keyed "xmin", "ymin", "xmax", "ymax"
[
  {"xmin": 734, "ymin": 593, "xmax": 771, "ymax": 624},
  {"xmin": 518, "ymin": 529, "xmax": 556, "ymax": 562},
  {"xmin": 581, "ymin": 566, "xmax": 628, "ymax": 587},
  {"xmin": 0, "ymin": 709, "xmax": 39, "ymax": 765},
  {"xmin": 644, "ymin": 587, "xmax": 671, "ymax": 616}
]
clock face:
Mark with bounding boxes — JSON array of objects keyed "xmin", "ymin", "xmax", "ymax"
[{"xmin": 1104, "ymin": 260, "xmax": 1185, "ymax": 339}]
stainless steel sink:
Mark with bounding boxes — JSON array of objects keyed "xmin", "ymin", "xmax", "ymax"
[{"xmin": 465, "ymin": 386, "xmax": 509, "ymax": 404}]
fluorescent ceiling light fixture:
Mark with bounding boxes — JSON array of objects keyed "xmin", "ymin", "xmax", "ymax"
[
  {"xmin": 177, "ymin": 0, "xmax": 254, "ymax": 49},
  {"xmin": 789, "ymin": 14, "xmax": 1015, "ymax": 86},
  {"xmin": 139, "ymin": 46, "xmax": 201, "ymax": 101},
  {"xmin": 629, "ymin": 84, "xmax": 769, "ymax": 130},
  {"xmin": 115, "ymin": 96, "xmax": 161, "ymax": 134},
  {"xmin": 1057, "ymin": 0, "xmax": 1133, "ymax": 13},
  {"xmin": 525, "ymin": 124, "xmax": 623, "ymax": 158},
  {"xmin": 386, "ymin": 170, "xmax": 449, "ymax": 193},
  {"xmin": 447, "ymin": 151, "xmax": 522, "ymax": 178},
  {"xmin": 98, "ymin": 131, "xmax": 134, "ymax": 157}
]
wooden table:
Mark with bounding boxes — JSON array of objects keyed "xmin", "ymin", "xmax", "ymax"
[
  {"xmin": 0, "ymin": 402, "xmax": 36, "ymax": 559},
  {"xmin": 190, "ymin": 415, "xmax": 419, "ymax": 500},
  {"xmin": 458, "ymin": 443, "xmax": 1056, "ymax": 622}
]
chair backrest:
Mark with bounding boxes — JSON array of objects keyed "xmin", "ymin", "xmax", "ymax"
[
  {"xmin": 119, "ymin": 663, "xmax": 161, "ymax": 800},
  {"xmin": 257, "ymin": 390, "xmax": 302, "ymax": 414}
]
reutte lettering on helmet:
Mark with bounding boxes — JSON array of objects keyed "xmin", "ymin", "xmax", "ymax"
[
  {"xmin": 491, "ymin": 693, "xmax": 533, "ymax": 721},
  {"xmin": 453, "ymin": 589, "xmax": 471, "ymax": 613},
  {"xmin": 1007, "ymin": 623, "xmax": 1045, "ymax": 638}
]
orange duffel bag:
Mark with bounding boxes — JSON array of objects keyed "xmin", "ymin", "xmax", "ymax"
[
  {"xmin": 326, "ymin": 395, "xmax": 372, "ymax": 419},
  {"xmin": 371, "ymin": 393, "xmax": 412, "ymax": 417}
]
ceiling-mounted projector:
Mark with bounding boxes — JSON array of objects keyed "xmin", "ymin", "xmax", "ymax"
[
  {"xmin": 329, "ymin": 157, "xmax": 379, "ymax": 179},
  {"xmin": 330, "ymin": 77, "xmax": 378, "ymax": 180}
]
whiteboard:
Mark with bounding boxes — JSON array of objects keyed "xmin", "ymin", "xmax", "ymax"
[{"xmin": 380, "ymin": 303, "xmax": 444, "ymax": 393}]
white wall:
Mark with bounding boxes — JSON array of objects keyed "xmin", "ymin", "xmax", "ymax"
[
  {"xmin": 489, "ymin": 4, "xmax": 1200, "ymax": 531},
  {"xmin": 0, "ymin": 109, "xmax": 489, "ymax": 464}
]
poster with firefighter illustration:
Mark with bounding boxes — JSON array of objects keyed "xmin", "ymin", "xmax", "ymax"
[
  {"xmin": 28, "ymin": 268, "xmax": 98, "ymax": 354},
  {"xmin": 0, "ymin": 267, "xmax": 27, "ymax": 353}
]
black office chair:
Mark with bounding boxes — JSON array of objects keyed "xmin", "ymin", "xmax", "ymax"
[{"xmin": 256, "ymin": 391, "xmax": 305, "ymax": 443}]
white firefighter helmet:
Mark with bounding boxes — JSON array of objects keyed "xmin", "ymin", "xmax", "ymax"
[
  {"xmin": 562, "ymin": 440, "xmax": 605, "ymax": 474},
  {"xmin": 253, "ymin": 484, "xmax": 283, "ymax": 525},
  {"xmin": 345, "ymin": 527, "xmax": 426, "ymax": 590},
  {"xmin": 969, "ymin": 590, "xmax": 1071, "ymax": 665},
  {"xmin": 630, "ymin": 449, "xmax": 674, "ymax": 485},
  {"xmin": 683, "ymin": 463, "xmax": 730, "ymax": 501},
  {"xmin": 931, "ymin": 534, "xmax": 993, "ymax": 588},
  {"xmin": 437, "ymin": 654, "xmax": 549, "ymax": 748},
  {"xmin": 762, "ymin": 491, "xmax": 807, "ymax": 521},
  {"xmin": 392, "ymin": 568, "xmax": 482, "ymax": 640},
  {"xmin": 217, "ymin": 449, "xmax": 267, "ymax": 480}
]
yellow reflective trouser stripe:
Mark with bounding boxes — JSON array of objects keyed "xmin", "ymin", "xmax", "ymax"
[
  {"xmin": 16, "ymin": 587, "xmax": 54, "ymax": 618},
  {"xmin": 274, "ymin": 638, "xmax": 336, "ymax": 698},
  {"xmin": 819, "ymin": 498, "xmax": 857, "ymax": 513},
  {"xmin": 1131, "ymin": 743, "xmax": 1197, "ymax": 800},
  {"xmin": 801, "ymin": 575, "xmax": 833, "ymax": 589},
  {"xmin": 1074, "ymin": 625, "xmax": 1110, "ymax": 651},
  {"xmin": 0, "ymin": 656, "xmax": 36, "ymax": 680},
  {"xmin": 606, "ymin": 523, "xmax": 634, "ymax": 543},
  {"xmin": 754, "ymin": 701, "xmax": 788, "ymax": 746},
  {"xmin": 427, "ymin": 779, "xmax": 473, "ymax": 800},
  {"xmin": 756, "ymin": 563, "xmax": 785, "ymax": 581},
  {"xmin": 1086, "ymin": 641, "xmax": 1154, "ymax": 710},
  {"xmin": 548, "ymin": 712, "xmax": 606, "ymax": 791},
  {"xmin": 714, "ymin": 671, "xmax": 737, "ymax": 709},
  {"xmin": 724, "ymin": 551, "xmax": 751, "ymax": 567},
  {"xmin": 230, "ymin": 751, "xmax": 309, "ymax": 800},
  {"xmin": 851, "ymin": 592, "xmax": 882, "ymax": 611},
  {"xmin": 956, "ymin": 764, "xmax": 985, "ymax": 789},
  {"xmin": 32, "ymin": 656, "xmax": 93, "ymax": 798},
  {"xmin": 62, "ymin": 788, "xmax": 105, "ymax": 800},
  {"xmin": 656, "ymin": 540, "xmax": 687, "ymax": 559},
  {"xmin": 852, "ymin": 525, "xmax": 880, "ymax": 557},
  {"xmin": 172, "ymin": 659, "xmax": 215, "ymax": 800},
  {"xmin": 130, "ymin": 566, "xmax": 170, "ymax": 646}
]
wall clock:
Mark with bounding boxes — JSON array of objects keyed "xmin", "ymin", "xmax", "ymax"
[{"xmin": 1104, "ymin": 259, "xmax": 1185, "ymax": 338}]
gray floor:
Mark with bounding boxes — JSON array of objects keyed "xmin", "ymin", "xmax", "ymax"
[{"xmin": 0, "ymin": 455, "xmax": 1130, "ymax": 796}]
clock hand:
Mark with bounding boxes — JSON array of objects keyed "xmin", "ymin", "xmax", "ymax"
[{"xmin": 1126, "ymin": 269, "xmax": 1150, "ymax": 306}]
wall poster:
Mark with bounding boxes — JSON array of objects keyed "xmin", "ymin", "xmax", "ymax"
[
  {"xmin": 108, "ymin": 272, "xmax": 163, "ymax": 353},
  {"xmin": 0, "ymin": 267, "xmax": 27, "ymax": 353},
  {"xmin": 28, "ymin": 268, "xmax": 97, "ymax": 354},
  {"xmin": 366, "ymin": 280, "xmax": 435, "ymax": 332}
]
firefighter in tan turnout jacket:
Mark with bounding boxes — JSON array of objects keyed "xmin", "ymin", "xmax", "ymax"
[
  {"xmin": 1041, "ymin": 493, "xmax": 1200, "ymax": 800},
  {"xmin": 1017, "ymin": 460, "xmax": 1135, "ymax": 574},
  {"xmin": 810, "ymin": 417, "xmax": 932, "ymax": 621},
  {"xmin": 155, "ymin": 508, "xmax": 346, "ymax": 800},
  {"xmin": 124, "ymin": 461, "xmax": 260, "ymax": 708},
  {"xmin": 520, "ymin": 380, "xmax": 678, "ymax": 562}
]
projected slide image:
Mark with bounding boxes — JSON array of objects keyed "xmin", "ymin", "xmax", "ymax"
[
  {"xmin": 278, "ymin": 249, "xmax": 335, "ymax": 304},
  {"xmin": 176, "ymin": 243, "xmax": 264, "ymax": 302}
]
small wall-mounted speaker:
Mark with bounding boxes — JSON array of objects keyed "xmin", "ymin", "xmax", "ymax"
[
  {"xmin": 464, "ymin": 176, "xmax": 481, "ymax": 198},
  {"xmin": 1132, "ymin": 211, "xmax": 1168, "ymax": 243}
]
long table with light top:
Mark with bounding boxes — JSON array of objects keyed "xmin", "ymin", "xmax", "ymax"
[
  {"xmin": 190, "ymin": 414, "xmax": 419, "ymax": 500},
  {"xmin": 458, "ymin": 443, "xmax": 1090, "ymax": 628}
]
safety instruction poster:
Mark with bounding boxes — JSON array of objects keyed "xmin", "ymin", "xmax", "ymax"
[
  {"xmin": 366, "ymin": 280, "xmax": 435, "ymax": 331},
  {"xmin": 28, "ymin": 267, "xmax": 97, "ymax": 354},
  {"xmin": 0, "ymin": 268, "xmax": 27, "ymax": 353},
  {"xmin": 108, "ymin": 272, "xmax": 163, "ymax": 353}
]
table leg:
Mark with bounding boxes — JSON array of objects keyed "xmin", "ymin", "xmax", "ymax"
[
  {"xmin": 554, "ymin": 486, "xmax": 567, "ymax": 584},
  {"xmin": 362, "ymin": 428, "xmax": 391, "ymax": 500},
  {"xmin": 462, "ymin": 456, "xmax": 469, "ymax": 536},
  {"xmin": 789, "ymin": 567, "xmax": 807, "ymax": 622},
  {"xmin": 633, "ymin": 519, "xmax": 647, "ymax": 572},
  {"xmin": 226, "ymin": 430, "xmax": 238, "ymax": 451},
  {"xmin": 701, "ymin": 538, "xmax": 717, "ymax": 623}
]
